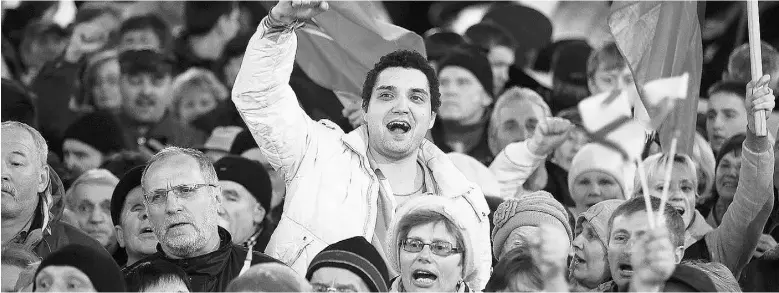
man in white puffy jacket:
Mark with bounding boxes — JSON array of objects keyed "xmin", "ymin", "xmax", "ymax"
[{"xmin": 231, "ymin": 0, "xmax": 492, "ymax": 289}]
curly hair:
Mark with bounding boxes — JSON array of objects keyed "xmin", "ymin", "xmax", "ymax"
[{"xmin": 361, "ymin": 50, "xmax": 440, "ymax": 113}]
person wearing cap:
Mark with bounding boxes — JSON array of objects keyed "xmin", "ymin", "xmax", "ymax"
[
  {"xmin": 306, "ymin": 236, "xmax": 391, "ymax": 292},
  {"xmin": 110, "ymin": 165, "xmax": 157, "ymax": 267},
  {"xmin": 464, "ymin": 22, "xmax": 517, "ymax": 96},
  {"xmin": 62, "ymin": 111, "xmax": 128, "ymax": 180},
  {"xmin": 568, "ymin": 199, "xmax": 623, "ymax": 291},
  {"xmin": 117, "ymin": 48, "xmax": 206, "ymax": 153},
  {"xmin": 2, "ymin": 121, "xmax": 105, "ymax": 259},
  {"xmin": 491, "ymin": 191, "xmax": 572, "ymax": 261},
  {"xmin": 568, "ymin": 143, "xmax": 635, "ymax": 218},
  {"xmin": 33, "ymin": 244, "xmax": 126, "ymax": 292},
  {"xmin": 63, "ymin": 169, "xmax": 120, "ymax": 258},
  {"xmin": 213, "ymin": 156, "xmax": 274, "ymax": 250},
  {"xmin": 431, "ymin": 44, "xmax": 496, "ymax": 166},
  {"xmin": 228, "ymin": 128, "xmax": 287, "ymax": 213},
  {"xmin": 125, "ymin": 147, "xmax": 280, "ymax": 292},
  {"xmin": 423, "ymin": 29, "xmax": 467, "ymax": 72},
  {"xmin": 232, "ymin": 1, "xmax": 492, "ymax": 286}
]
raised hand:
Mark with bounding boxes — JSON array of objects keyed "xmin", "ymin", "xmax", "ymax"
[
  {"xmin": 629, "ymin": 228, "xmax": 677, "ymax": 292},
  {"xmin": 529, "ymin": 223, "xmax": 570, "ymax": 292},
  {"xmin": 526, "ymin": 117, "xmax": 574, "ymax": 157},
  {"xmin": 745, "ymin": 74, "xmax": 775, "ymax": 134},
  {"xmin": 271, "ymin": 0, "xmax": 330, "ymax": 25},
  {"xmin": 753, "ymin": 233, "xmax": 778, "ymax": 259},
  {"xmin": 64, "ymin": 21, "xmax": 109, "ymax": 63}
]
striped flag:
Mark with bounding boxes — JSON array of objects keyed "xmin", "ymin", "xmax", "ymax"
[
  {"xmin": 608, "ymin": 1, "xmax": 703, "ymax": 155},
  {"xmin": 289, "ymin": 1, "xmax": 427, "ymax": 105}
]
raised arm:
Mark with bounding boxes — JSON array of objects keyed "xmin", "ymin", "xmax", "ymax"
[
  {"xmin": 232, "ymin": 1, "xmax": 335, "ymax": 182},
  {"xmin": 706, "ymin": 74, "xmax": 775, "ymax": 278},
  {"xmin": 489, "ymin": 117, "xmax": 573, "ymax": 198}
]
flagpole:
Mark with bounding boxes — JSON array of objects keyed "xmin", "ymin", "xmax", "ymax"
[{"xmin": 747, "ymin": 0, "xmax": 767, "ymax": 137}]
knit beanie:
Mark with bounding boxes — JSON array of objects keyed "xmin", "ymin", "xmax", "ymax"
[
  {"xmin": 63, "ymin": 111, "xmax": 127, "ymax": 155},
  {"xmin": 491, "ymin": 191, "xmax": 572, "ymax": 257},
  {"xmin": 229, "ymin": 128, "xmax": 259, "ymax": 156},
  {"xmin": 447, "ymin": 153, "xmax": 499, "ymax": 198},
  {"xmin": 576, "ymin": 199, "xmax": 624, "ymax": 247},
  {"xmin": 568, "ymin": 143, "xmax": 634, "ymax": 199},
  {"xmin": 214, "ymin": 156, "xmax": 272, "ymax": 212},
  {"xmin": 439, "ymin": 45, "xmax": 495, "ymax": 97},
  {"xmin": 227, "ymin": 262, "xmax": 312, "ymax": 292},
  {"xmin": 551, "ymin": 39, "xmax": 593, "ymax": 86},
  {"xmin": 306, "ymin": 236, "xmax": 390, "ymax": 292},
  {"xmin": 34, "ymin": 244, "xmax": 126, "ymax": 292}
]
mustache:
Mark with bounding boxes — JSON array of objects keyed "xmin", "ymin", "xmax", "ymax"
[{"xmin": 2, "ymin": 182, "xmax": 16, "ymax": 196}]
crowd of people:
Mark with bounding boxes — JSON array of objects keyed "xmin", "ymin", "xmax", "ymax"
[{"xmin": 2, "ymin": 0, "xmax": 779, "ymax": 292}]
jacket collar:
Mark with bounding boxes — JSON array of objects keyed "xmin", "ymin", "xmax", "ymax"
[
  {"xmin": 153, "ymin": 227, "xmax": 234, "ymax": 277},
  {"xmin": 684, "ymin": 210, "xmax": 714, "ymax": 248}
]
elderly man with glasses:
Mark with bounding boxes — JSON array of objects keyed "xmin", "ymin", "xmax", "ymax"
[{"xmin": 121, "ymin": 147, "xmax": 280, "ymax": 292}]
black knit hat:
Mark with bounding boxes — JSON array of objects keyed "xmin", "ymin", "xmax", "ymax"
[
  {"xmin": 213, "ymin": 156, "xmax": 272, "ymax": 212},
  {"xmin": 63, "ymin": 111, "xmax": 127, "ymax": 155},
  {"xmin": 119, "ymin": 48, "xmax": 174, "ymax": 77},
  {"xmin": 229, "ymin": 128, "xmax": 259, "ymax": 156},
  {"xmin": 306, "ymin": 236, "xmax": 390, "ymax": 292},
  {"xmin": 438, "ymin": 45, "xmax": 495, "ymax": 97},
  {"xmin": 551, "ymin": 39, "xmax": 593, "ymax": 86},
  {"xmin": 110, "ymin": 165, "xmax": 145, "ymax": 225},
  {"xmin": 35, "ymin": 244, "xmax": 126, "ymax": 292}
]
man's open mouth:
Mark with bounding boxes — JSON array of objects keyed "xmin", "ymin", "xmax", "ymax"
[{"xmin": 386, "ymin": 121, "xmax": 411, "ymax": 134}]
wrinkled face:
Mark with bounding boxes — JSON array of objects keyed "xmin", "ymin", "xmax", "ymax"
[
  {"xmin": 34, "ymin": 266, "xmax": 96, "ymax": 292},
  {"xmin": 608, "ymin": 211, "xmax": 654, "ymax": 291},
  {"xmin": 217, "ymin": 180, "xmax": 262, "ymax": 245},
  {"xmin": 62, "ymin": 139, "xmax": 104, "ymax": 179},
  {"xmin": 588, "ymin": 66, "xmax": 634, "ymax": 95},
  {"xmin": 571, "ymin": 220, "xmax": 610, "ymax": 289},
  {"xmin": 499, "ymin": 226, "xmax": 540, "ymax": 260},
  {"xmin": 438, "ymin": 66, "xmax": 491, "ymax": 124},
  {"xmin": 70, "ymin": 183, "xmax": 116, "ymax": 248},
  {"xmin": 2, "ymin": 265, "xmax": 23, "ymax": 292},
  {"xmin": 142, "ymin": 279, "xmax": 190, "ymax": 293},
  {"xmin": 492, "ymin": 99, "xmax": 546, "ymax": 155},
  {"xmin": 116, "ymin": 187, "xmax": 158, "ymax": 258},
  {"xmin": 399, "ymin": 222, "xmax": 463, "ymax": 292},
  {"xmin": 553, "ymin": 128, "xmax": 590, "ymax": 171},
  {"xmin": 241, "ymin": 148, "xmax": 285, "ymax": 209},
  {"xmin": 364, "ymin": 67, "xmax": 436, "ymax": 160},
  {"xmin": 1, "ymin": 128, "xmax": 47, "ymax": 219},
  {"xmin": 120, "ymin": 29, "xmax": 162, "ymax": 51},
  {"xmin": 488, "ymin": 46, "xmax": 515, "ymax": 94},
  {"xmin": 644, "ymin": 162, "xmax": 697, "ymax": 228},
  {"xmin": 715, "ymin": 151, "xmax": 740, "ymax": 203},
  {"xmin": 571, "ymin": 171, "xmax": 623, "ymax": 210},
  {"xmin": 121, "ymin": 73, "xmax": 172, "ymax": 124},
  {"xmin": 309, "ymin": 267, "xmax": 371, "ymax": 293},
  {"xmin": 177, "ymin": 89, "xmax": 217, "ymax": 125},
  {"xmin": 223, "ymin": 55, "xmax": 243, "ymax": 88},
  {"xmin": 92, "ymin": 59, "xmax": 122, "ymax": 110},
  {"xmin": 706, "ymin": 92, "xmax": 746, "ymax": 152},
  {"xmin": 143, "ymin": 155, "xmax": 220, "ymax": 258}
]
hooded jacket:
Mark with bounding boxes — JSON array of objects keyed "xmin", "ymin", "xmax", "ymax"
[
  {"xmin": 7, "ymin": 167, "xmax": 104, "ymax": 259},
  {"xmin": 231, "ymin": 18, "xmax": 492, "ymax": 289}
]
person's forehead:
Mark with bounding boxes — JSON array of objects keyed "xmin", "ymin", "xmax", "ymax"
[
  {"xmin": 408, "ymin": 221, "xmax": 456, "ymax": 242},
  {"xmin": 122, "ymin": 187, "xmax": 145, "ymax": 210},
  {"xmin": 374, "ymin": 67, "xmax": 430, "ymax": 92},
  {"xmin": 311, "ymin": 266, "xmax": 363, "ymax": 284},
  {"xmin": 709, "ymin": 92, "xmax": 745, "ymax": 109},
  {"xmin": 63, "ymin": 139, "xmax": 99, "ymax": 154},
  {"xmin": 612, "ymin": 210, "xmax": 650, "ymax": 232},
  {"xmin": 144, "ymin": 155, "xmax": 205, "ymax": 186},
  {"xmin": 439, "ymin": 66, "xmax": 478, "ymax": 81},
  {"xmin": 39, "ymin": 265, "xmax": 90, "ymax": 280},
  {"xmin": 1, "ymin": 129, "xmax": 37, "ymax": 157},
  {"xmin": 596, "ymin": 62, "xmax": 630, "ymax": 75},
  {"xmin": 497, "ymin": 99, "xmax": 545, "ymax": 121},
  {"xmin": 578, "ymin": 170, "xmax": 616, "ymax": 181},
  {"xmin": 219, "ymin": 180, "xmax": 254, "ymax": 197},
  {"xmin": 74, "ymin": 183, "xmax": 115, "ymax": 202}
]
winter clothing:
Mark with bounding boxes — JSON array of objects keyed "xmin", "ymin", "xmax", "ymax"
[
  {"xmin": 389, "ymin": 277, "xmax": 473, "ymax": 292},
  {"xmin": 122, "ymin": 227, "xmax": 281, "ymax": 292},
  {"xmin": 568, "ymin": 143, "xmax": 635, "ymax": 199},
  {"xmin": 227, "ymin": 262, "xmax": 312, "ymax": 292},
  {"xmin": 35, "ymin": 244, "xmax": 126, "ymax": 292},
  {"xmin": 1, "ymin": 78, "xmax": 37, "ymax": 127},
  {"xmin": 110, "ymin": 165, "xmax": 146, "ymax": 226},
  {"xmin": 231, "ymin": 17, "xmax": 492, "ymax": 289},
  {"xmin": 447, "ymin": 152, "xmax": 499, "ymax": 198},
  {"xmin": 214, "ymin": 155, "xmax": 273, "ymax": 212},
  {"xmin": 550, "ymin": 40, "xmax": 592, "ymax": 87},
  {"xmin": 306, "ymin": 236, "xmax": 390, "ymax": 292},
  {"xmin": 63, "ymin": 111, "xmax": 127, "ymax": 154},
  {"xmin": 229, "ymin": 128, "xmax": 258, "ymax": 155},
  {"xmin": 491, "ymin": 191, "xmax": 572, "ymax": 257},
  {"xmin": 387, "ymin": 195, "xmax": 490, "ymax": 290},
  {"xmin": 431, "ymin": 118, "xmax": 494, "ymax": 167},
  {"xmin": 576, "ymin": 199, "xmax": 625, "ymax": 248},
  {"xmin": 438, "ymin": 46, "xmax": 494, "ymax": 97},
  {"xmin": 482, "ymin": 3, "xmax": 552, "ymax": 68},
  {"xmin": 117, "ymin": 111, "xmax": 207, "ymax": 151},
  {"xmin": 200, "ymin": 126, "xmax": 244, "ymax": 153}
]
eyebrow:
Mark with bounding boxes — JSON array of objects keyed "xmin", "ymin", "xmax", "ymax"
[
  {"xmin": 409, "ymin": 88, "xmax": 429, "ymax": 96},
  {"xmin": 376, "ymin": 85, "xmax": 396, "ymax": 92}
]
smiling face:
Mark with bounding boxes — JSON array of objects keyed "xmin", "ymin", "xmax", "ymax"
[
  {"xmin": 116, "ymin": 187, "xmax": 158, "ymax": 259},
  {"xmin": 399, "ymin": 221, "xmax": 463, "ymax": 292},
  {"xmin": 715, "ymin": 151, "xmax": 740, "ymax": 202},
  {"xmin": 571, "ymin": 171, "xmax": 623, "ymax": 211},
  {"xmin": 706, "ymin": 92, "xmax": 747, "ymax": 152},
  {"xmin": 644, "ymin": 162, "xmax": 697, "ymax": 228},
  {"xmin": 364, "ymin": 67, "xmax": 436, "ymax": 161},
  {"xmin": 70, "ymin": 183, "xmax": 116, "ymax": 248},
  {"xmin": 571, "ymin": 220, "xmax": 610, "ymax": 289}
]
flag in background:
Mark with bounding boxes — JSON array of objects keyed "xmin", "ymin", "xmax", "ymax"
[
  {"xmin": 285, "ymin": 1, "xmax": 427, "ymax": 106},
  {"xmin": 608, "ymin": 1, "xmax": 704, "ymax": 155}
]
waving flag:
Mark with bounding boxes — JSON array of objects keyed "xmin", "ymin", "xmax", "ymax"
[
  {"xmin": 287, "ymin": 1, "xmax": 426, "ymax": 106},
  {"xmin": 578, "ymin": 89, "xmax": 646, "ymax": 162},
  {"xmin": 608, "ymin": 1, "xmax": 703, "ymax": 155}
]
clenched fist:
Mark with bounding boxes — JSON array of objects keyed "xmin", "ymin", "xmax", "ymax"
[
  {"xmin": 271, "ymin": 0, "xmax": 330, "ymax": 25},
  {"xmin": 630, "ymin": 228, "xmax": 678, "ymax": 292},
  {"xmin": 526, "ymin": 117, "xmax": 574, "ymax": 157},
  {"xmin": 529, "ymin": 223, "xmax": 570, "ymax": 291}
]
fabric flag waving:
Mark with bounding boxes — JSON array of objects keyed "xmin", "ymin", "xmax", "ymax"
[
  {"xmin": 578, "ymin": 89, "xmax": 646, "ymax": 163},
  {"xmin": 291, "ymin": 1, "xmax": 427, "ymax": 106},
  {"xmin": 609, "ymin": 1, "xmax": 703, "ymax": 155}
]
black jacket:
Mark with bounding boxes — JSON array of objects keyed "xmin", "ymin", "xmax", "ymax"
[{"xmin": 123, "ymin": 227, "xmax": 281, "ymax": 292}]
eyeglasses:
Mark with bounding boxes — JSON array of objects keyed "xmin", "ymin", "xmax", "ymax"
[
  {"xmin": 311, "ymin": 284, "xmax": 357, "ymax": 293},
  {"xmin": 401, "ymin": 238, "xmax": 461, "ymax": 256},
  {"xmin": 144, "ymin": 183, "xmax": 217, "ymax": 205}
]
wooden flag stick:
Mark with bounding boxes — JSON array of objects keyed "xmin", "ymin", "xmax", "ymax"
[
  {"xmin": 658, "ymin": 135, "xmax": 679, "ymax": 220},
  {"xmin": 635, "ymin": 158, "xmax": 657, "ymax": 229},
  {"xmin": 747, "ymin": 0, "xmax": 767, "ymax": 137}
]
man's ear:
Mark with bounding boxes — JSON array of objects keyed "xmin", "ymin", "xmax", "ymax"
[
  {"xmin": 480, "ymin": 91, "xmax": 493, "ymax": 107},
  {"xmin": 428, "ymin": 112, "xmax": 437, "ymax": 129},
  {"xmin": 587, "ymin": 78, "xmax": 598, "ymax": 94},
  {"xmin": 253, "ymin": 205, "xmax": 266, "ymax": 226},
  {"xmin": 36, "ymin": 165, "xmax": 50, "ymax": 193},
  {"xmin": 115, "ymin": 225, "xmax": 126, "ymax": 248}
]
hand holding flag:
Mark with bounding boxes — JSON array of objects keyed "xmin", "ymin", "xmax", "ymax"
[
  {"xmin": 746, "ymin": 75, "xmax": 776, "ymax": 135},
  {"xmin": 271, "ymin": 0, "xmax": 330, "ymax": 24}
]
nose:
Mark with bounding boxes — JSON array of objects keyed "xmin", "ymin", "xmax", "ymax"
[
  {"xmin": 140, "ymin": 79, "xmax": 154, "ymax": 95},
  {"xmin": 392, "ymin": 95, "xmax": 410, "ymax": 114},
  {"xmin": 164, "ymin": 191, "xmax": 184, "ymax": 214},
  {"xmin": 89, "ymin": 208, "xmax": 105, "ymax": 223},
  {"xmin": 711, "ymin": 114, "xmax": 724, "ymax": 130},
  {"xmin": 64, "ymin": 154, "xmax": 76, "ymax": 170},
  {"xmin": 572, "ymin": 234, "xmax": 585, "ymax": 250},
  {"xmin": 415, "ymin": 245, "xmax": 434, "ymax": 262}
]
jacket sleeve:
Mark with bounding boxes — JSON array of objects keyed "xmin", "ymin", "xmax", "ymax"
[
  {"xmin": 231, "ymin": 19, "xmax": 340, "ymax": 184},
  {"xmin": 488, "ymin": 141, "xmax": 548, "ymax": 198},
  {"xmin": 705, "ymin": 142, "xmax": 775, "ymax": 278}
]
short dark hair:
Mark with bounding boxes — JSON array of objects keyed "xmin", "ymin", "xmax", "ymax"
[
  {"xmin": 124, "ymin": 259, "xmax": 192, "ymax": 292},
  {"xmin": 185, "ymin": 1, "xmax": 238, "ymax": 36},
  {"xmin": 100, "ymin": 151, "xmax": 149, "ymax": 178},
  {"xmin": 119, "ymin": 14, "xmax": 173, "ymax": 52},
  {"xmin": 483, "ymin": 246, "xmax": 543, "ymax": 292},
  {"xmin": 361, "ymin": 50, "xmax": 440, "ymax": 113},
  {"xmin": 463, "ymin": 22, "xmax": 517, "ymax": 51},
  {"xmin": 608, "ymin": 196, "xmax": 685, "ymax": 248},
  {"xmin": 707, "ymin": 80, "xmax": 747, "ymax": 99},
  {"xmin": 587, "ymin": 42, "xmax": 627, "ymax": 81}
]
